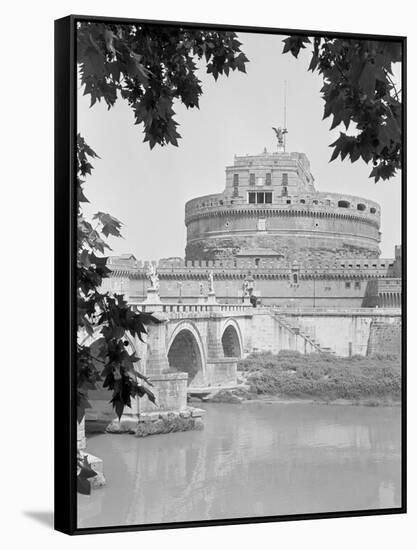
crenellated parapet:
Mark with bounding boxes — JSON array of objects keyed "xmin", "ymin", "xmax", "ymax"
[
  {"xmin": 106, "ymin": 254, "xmax": 396, "ymax": 280},
  {"xmin": 185, "ymin": 192, "xmax": 380, "ymax": 227}
]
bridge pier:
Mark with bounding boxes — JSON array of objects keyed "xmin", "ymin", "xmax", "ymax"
[
  {"xmin": 107, "ymin": 312, "xmax": 205, "ymax": 435},
  {"xmin": 204, "ymin": 313, "xmax": 238, "ymax": 387}
]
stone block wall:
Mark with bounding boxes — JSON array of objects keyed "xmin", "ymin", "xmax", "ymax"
[
  {"xmin": 293, "ymin": 314, "xmax": 373, "ymax": 356},
  {"xmin": 139, "ymin": 372, "xmax": 188, "ymax": 413},
  {"xmin": 367, "ymin": 318, "xmax": 402, "ymax": 357},
  {"xmin": 205, "ymin": 360, "xmax": 237, "ymax": 386}
]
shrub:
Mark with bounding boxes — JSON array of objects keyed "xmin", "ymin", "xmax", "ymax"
[{"xmin": 239, "ymin": 351, "xmax": 401, "ymax": 401}]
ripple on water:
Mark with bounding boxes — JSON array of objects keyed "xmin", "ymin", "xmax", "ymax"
[{"xmin": 78, "ymin": 402, "xmax": 402, "ymax": 528}]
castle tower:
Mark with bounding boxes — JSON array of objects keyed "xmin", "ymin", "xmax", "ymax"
[{"xmin": 185, "ymin": 145, "xmax": 381, "ymax": 263}]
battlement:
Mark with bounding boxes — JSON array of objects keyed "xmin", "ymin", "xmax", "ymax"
[
  {"xmin": 185, "ymin": 191, "xmax": 380, "ymax": 225},
  {"xmin": 108, "ymin": 254, "xmax": 395, "ymax": 278}
]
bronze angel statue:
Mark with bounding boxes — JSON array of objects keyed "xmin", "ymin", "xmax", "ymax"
[{"xmin": 272, "ymin": 126, "xmax": 288, "ymax": 146}]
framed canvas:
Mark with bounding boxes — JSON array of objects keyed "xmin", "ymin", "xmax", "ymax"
[{"xmin": 54, "ymin": 14, "xmax": 406, "ymax": 535}]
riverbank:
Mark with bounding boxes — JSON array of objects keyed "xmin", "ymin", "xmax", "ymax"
[{"xmin": 234, "ymin": 351, "xmax": 401, "ymax": 406}]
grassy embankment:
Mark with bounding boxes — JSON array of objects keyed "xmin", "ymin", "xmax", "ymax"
[{"xmin": 237, "ymin": 351, "xmax": 401, "ymax": 405}]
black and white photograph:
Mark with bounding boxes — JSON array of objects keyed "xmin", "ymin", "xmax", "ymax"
[{"xmin": 55, "ymin": 14, "xmax": 405, "ymax": 534}]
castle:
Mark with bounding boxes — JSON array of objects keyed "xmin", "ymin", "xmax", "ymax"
[
  {"xmin": 102, "ymin": 135, "xmax": 402, "ymax": 309},
  {"xmin": 85, "ymin": 135, "xmax": 402, "ymax": 450}
]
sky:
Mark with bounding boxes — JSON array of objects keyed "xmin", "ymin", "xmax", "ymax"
[{"xmin": 78, "ymin": 31, "xmax": 402, "ymax": 260}]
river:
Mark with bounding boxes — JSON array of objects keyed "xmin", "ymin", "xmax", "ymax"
[{"xmin": 77, "ymin": 402, "xmax": 401, "ymax": 528}]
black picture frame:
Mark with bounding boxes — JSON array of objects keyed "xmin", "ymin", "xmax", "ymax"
[{"xmin": 54, "ymin": 14, "xmax": 407, "ymax": 535}]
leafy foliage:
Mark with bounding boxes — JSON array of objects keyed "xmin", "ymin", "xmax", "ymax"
[
  {"xmin": 76, "ymin": 135, "xmax": 159, "ymax": 424},
  {"xmin": 77, "ymin": 22, "xmax": 248, "ymax": 148},
  {"xmin": 282, "ymin": 36, "xmax": 402, "ymax": 182},
  {"xmin": 76, "ymin": 25, "xmax": 249, "ymax": 426},
  {"xmin": 76, "ymin": 24, "xmax": 249, "ymax": 427},
  {"xmin": 75, "ymin": 22, "xmax": 248, "ymax": 495}
]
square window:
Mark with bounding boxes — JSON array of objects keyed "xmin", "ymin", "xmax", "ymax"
[
  {"xmin": 266, "ymin": 173, "xmax": 272, "ymax": 185},
  {"xmin": 248, "ymin": 192, "xmax": 256, "ymax": 204},
  {"xmin": 257, "ymin": 192, "xmax": 265, "ymax": 204},
  {"xmin": 345, "ymin": 282, "xmax": 351, "ymax": 289},
  {"xmin": 265, "ymin": 192, "xmax": 272, "ymax": 204},
  {"xmin": 286, "ymin": 199, "xmax": 291, "ymax": 204},
  {"xmin": 249, "ymin": 173, "xmax": 255, "ymax": 185},
  {"xmin": 282, "ymin": 173, "xmax": 288, "ymax": 185},
  {"xmin": 233, "ymin": 173, "xmax": 239, "ymax": 184},
  {"xmin": 354, "ymin": 281, "xmax": 361, "ymax": 289}
]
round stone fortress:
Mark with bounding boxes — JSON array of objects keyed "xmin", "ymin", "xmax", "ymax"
[{"xmin": 185, "ymin": 149, "xmax": 381, "ymax": 263}]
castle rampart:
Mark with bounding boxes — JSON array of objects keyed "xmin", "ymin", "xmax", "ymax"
[
  {"xmin": 103, "ymin": 146, "xmax": 400, "ymax": 311},
  {"xmin": 184, "ymin": 150, "xmax": 381, "ymax": 261}
]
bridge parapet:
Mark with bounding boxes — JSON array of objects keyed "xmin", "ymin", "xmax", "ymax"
[
  {"xmin": 133, "ymin": 301, "xmax": 253, "ymax": 317},
  {"xmin": 268, "ymin": 306, "xmax": 401, "ymax": 317}
]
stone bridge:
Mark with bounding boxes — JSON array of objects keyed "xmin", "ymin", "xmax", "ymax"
[
  {"xmin": 99, "ymin": 295, "xmax": 401, "ymax": 420},
  {"xmin": 129, "ymin": 301, "xmax": 253, "ymax": 411}
]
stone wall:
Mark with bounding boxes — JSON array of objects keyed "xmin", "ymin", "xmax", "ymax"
[
  {"xmin": 280, "ymin": 311, "xmax": 401, "ymax": 357},
  {"xmin": 103, "ymin": 253, "xmax": 397, "ymax": 308},
  {"xmin": 126, "ymin": 276, "xmax": 379, "ymax": 308},
  {"xmin": 185, "ymin": 209, "xmax": 380, "ymax": 262},
  {"xmin": 367, "ymin": 318, "xmax": 402, "ymax": 356},
  {"xmin": 249, "ymin": 310, "xmax": 317, "ymax": 355},
  {"xmin": 292, "ymin": 313, "xmax": 373, "ymax": 356},
  {"xmin": 139, "ymin": 372, "xmax": 188, "ymax": 413},
  {"xmin": 205, "ymin": 359, "xmax": 237, "ymax": 386}
]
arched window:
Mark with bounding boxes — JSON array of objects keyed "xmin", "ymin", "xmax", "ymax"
[
  {"xmin": 370, "ymin": 207, "xmax": 377, "ymax": 214},
  {"xmin": 357, "ymin": 203, "xmax": 366, "ymax": 211},
  {"xmin": 255, "ymin": 258, "xmax": 260, "ymax": 267},
  {"xmin": 338, "ymin": 200, "xmax": 350, "ymax": 208},
  {"xmin": 292, "ymin": 272, "xmax": 298, "ymax": 285}
]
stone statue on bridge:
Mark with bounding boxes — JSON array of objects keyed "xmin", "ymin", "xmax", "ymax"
[
  {"xmin": 242, "ymin": 279, "xmax": 250, "ymax": 297},
  {"xmin": 147, "ymin": 263, "xmax": 160, "ymax": 292},
  {"xmin": 208, "ymin": 271, "xmax": 214, "ymax": 294}
]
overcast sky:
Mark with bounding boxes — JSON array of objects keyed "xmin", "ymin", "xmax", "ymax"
[{"xmin": 78, "ymin": 31, "xmax": 402, "ymax": 260}]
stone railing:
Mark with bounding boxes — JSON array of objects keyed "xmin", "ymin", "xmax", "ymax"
[
  {"xmin": 269, "ymin": 306, "xmax": 401, "ymax": 316},
  {"xmin": 134, "ymin": 301, "xmax": 253, "ymax": 316}
]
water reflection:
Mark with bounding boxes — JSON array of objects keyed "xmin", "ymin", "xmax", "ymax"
[{"xmin": 78, "ymin": 403, "xmax": 401, "ymax": 528}]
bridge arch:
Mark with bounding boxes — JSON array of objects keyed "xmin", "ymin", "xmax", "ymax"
[
  {"xmin": 221, "ymin": 318, "xmax": 243, "ymax": 358},
  {"xmin": 167, "ymin": 321, "xmax": 206, "ymax": 386}
]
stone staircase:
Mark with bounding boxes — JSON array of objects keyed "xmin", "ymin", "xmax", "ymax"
[{"xmin": 274, "ymin": 313, "xmax": 336, "ymax": 355}]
